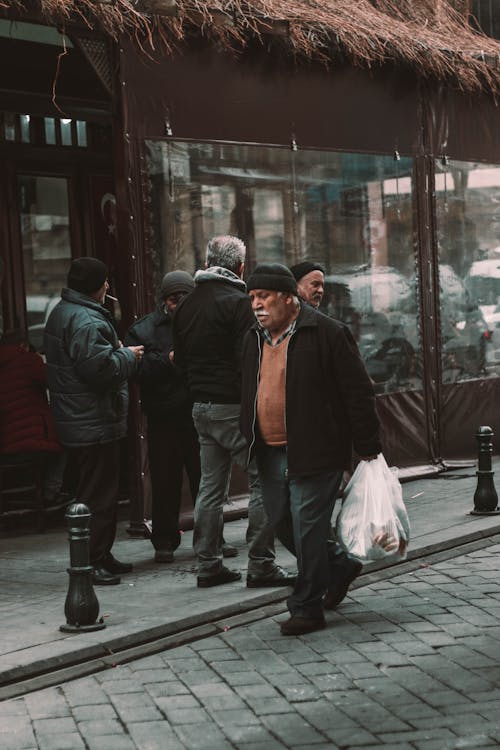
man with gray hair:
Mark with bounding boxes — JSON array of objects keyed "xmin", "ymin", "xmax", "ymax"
[{"xmin": 173, "ymin": 235, "xmax": 294, "ymax": 589}]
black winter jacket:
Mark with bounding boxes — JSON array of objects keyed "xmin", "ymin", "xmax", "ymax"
[
  {"xmin": 125, "ymin": 308, "xmax": 192, "ymax": 423},
  {"xmin": 240, "ymin": 304, "xmax": 382, "ymax": 476},
  {"xmin": 173, "ymin": 268, "xmax": 255, "ymax": 403},
  {"xmin": 44, "ymin": 288, "xmax": 137, "ymax": 447}
]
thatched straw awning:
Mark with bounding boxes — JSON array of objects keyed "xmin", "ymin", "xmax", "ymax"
[{"xmin": 4, "ymin": 0, "xmax": 500, "ymax": 95}]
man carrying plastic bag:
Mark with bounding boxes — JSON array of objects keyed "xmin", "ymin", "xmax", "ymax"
[{"xmin": 240, "ymin": 264, "xmax": 382, "ymax": 636}]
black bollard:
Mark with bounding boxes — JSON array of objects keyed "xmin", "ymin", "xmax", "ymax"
[
  {"xmin": 471, "ymin": 426, "xmax": 500, "ymax": 516},
  {"xmin": 60, "ymin": 502, "xmax": 106, "ymax": 633}
]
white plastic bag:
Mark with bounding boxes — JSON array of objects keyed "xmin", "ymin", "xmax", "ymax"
[{"xmin": 336, "ymin": 454, "xmax": 410, "ymax": 562}]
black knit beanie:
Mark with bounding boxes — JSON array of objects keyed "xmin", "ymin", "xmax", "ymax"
[
  {"xmin": 246, "ymin": 263, "xmax": 298, "ymax": 294},
  {"xmin": 67, "ymin": 257, "xmax": 108, "ymax": 295},
  {"xmin": 160, "ymin": 271, "xmax": 194, "ymax": 299},
  {"xmin": 289, "ymin": 261, "xmax": 325, "ymax": 282}
]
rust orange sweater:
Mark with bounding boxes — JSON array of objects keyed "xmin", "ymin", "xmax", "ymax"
[{"xmin": 257, "ymin": 338, "xmax": 289, "ymax": 446}]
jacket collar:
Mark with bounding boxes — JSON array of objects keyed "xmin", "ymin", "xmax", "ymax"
[
  {"xmin": 61, "ymin": 287, "xmax": 112, "ymax": 320},
  {"xmin": 194, "ymin": 266, "xmax": 246, "ymax": 291},
  {"xmin": 295, "ymin": 302, "xmax": 320, "ymax": 329},
  {"xmin": 153, "ymin": 307, "xmax": 171, "ymax": 326}
]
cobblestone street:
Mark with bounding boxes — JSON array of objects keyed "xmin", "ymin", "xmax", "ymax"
[{"xmin": 3, "ymin": 538, "xmax": 500, "ymax": 749}]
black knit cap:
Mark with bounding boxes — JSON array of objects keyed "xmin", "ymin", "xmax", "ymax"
[
  {"xmin": 246, "ymin": 263, "xmax": 297, "ymax": 294},
  {"xmin": 160, "ymin": 271, "xmax": 194, "ymax": 299},
  {"xmin": 67, "ymin": 257, "xmax": 108, "ymax": 295},
  {"xmin": 289, "ymin": 261, "xmax": 325, "ymax": 282}
]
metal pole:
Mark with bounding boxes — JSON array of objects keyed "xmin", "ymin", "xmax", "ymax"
[
  {"xmin": 60, "ymin": 502, "xmax": 106, "ymax": 633},
  {"xmin": 471, "ymin": 426, "xmax": 500, "ymax": 516}
]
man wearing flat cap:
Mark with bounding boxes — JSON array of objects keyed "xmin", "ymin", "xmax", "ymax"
[
  {"xmin": 289, "ymin": 261, "xmax": 325, "ymax": 309},
  {"xmin": 125, "ymin": 271, "xmax": 202, "ymax": 564},
  {"xmin": 44, "ymin": 257, "xmax": 144, "ymax": 585},
  {"xmin": 240, "ymin": 263, "xmax": 381, "ymax": 635}
]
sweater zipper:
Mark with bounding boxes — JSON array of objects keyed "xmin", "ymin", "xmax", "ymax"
[{"xmin": 283, "ymin": 328, "xmax": 296, "ymax": 479}]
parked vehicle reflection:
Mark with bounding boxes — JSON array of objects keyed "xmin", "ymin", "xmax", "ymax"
[{"xmin": 323, "ymin": 267, "xmax": 420, "ymax": 394}]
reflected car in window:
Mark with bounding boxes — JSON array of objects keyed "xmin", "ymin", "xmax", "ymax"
[
  {"xmin": 323, "ymin": 267, "xmax": 419, "ymax": 393},
  {"xmin": 26, "ymin": 294, "xmax": 60, "ymax": 352},
  {"xmin": 465, "ymin": 258, "xmax": 500, "ymax": 306}
]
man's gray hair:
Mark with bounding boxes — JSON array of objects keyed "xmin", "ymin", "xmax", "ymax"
[{"xmin": 206, "ymin": 235, "xmax": 246, "ymax": 274}]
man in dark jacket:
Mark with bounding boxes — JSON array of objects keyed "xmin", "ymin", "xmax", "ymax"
[
  {"xmin": 241, "ymin": 263, "xmax": 381, "ymax": 635},
  {"xmin": 289, "ymin": 261, "xmax": 325, "ymax": 309},
  {"xmin": 44, "ymin": 257, "xmax": 144, "ymax": 585},
  {"xmin": 173, "ymin": 235, "xmax": 293, "ymax": 588},
  {"xmin": 125, "ymin": 271, "xmax": 202, "ymax": 563}
]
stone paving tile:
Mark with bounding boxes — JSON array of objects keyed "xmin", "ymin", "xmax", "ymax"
[
  {"xmin": 127, "ymin": 720, "xmax": 186, "ymax": 749},
  {"xmin": 35, "ymin": 733, "xmax": 86, "ymax": 750},
  {"xmin": 85, "ymin": 737, "xmax": 136, "ymax": 750},
  {"xmin": 173, "ymin": 722, "xmax": 233, "ymax": 749}
]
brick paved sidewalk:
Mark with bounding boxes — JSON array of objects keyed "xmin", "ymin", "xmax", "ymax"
[
  {"xmin": 1, "ymin": 458, "xmax": 500, "ymax": 691},
  {"xmin": 2, "ymin": 537, "xmax": 500, "ymax": 749}
]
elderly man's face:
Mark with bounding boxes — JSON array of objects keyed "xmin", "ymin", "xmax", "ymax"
[
  {"xmin": 249, "ymin": 290, "xmax": 295, "ymax": 334},
  {"xmin": 297, "ymin": 270, "xmax": 324, "ymax": 308}
]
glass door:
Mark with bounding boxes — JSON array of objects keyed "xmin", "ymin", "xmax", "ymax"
[{"xmin": 17, "ymin": 175, "xmax": 72, "ymax": 352}]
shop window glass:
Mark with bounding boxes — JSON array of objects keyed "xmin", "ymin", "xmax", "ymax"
[
  {"xmin": 4, "ymin": 112, "xmax": 15, "ymax": 141},
  {"xmin": 76, "ymin": 120, "xmax": 87, "ymax": 147},
  {"xmin": 60, "ymin": 119, "xmax": 72, "ymax": 146},
  {"xmin": 17, "ymin": 175, "xmax": 72, "ymax": 352},
  {"xmin": 435, "ymin": 159, "xmax": 500, "ymax": 383},
  {"xmin": 20, "ymin": 114, "xmax": 30, "ymax": 143},
  {"xmin": 145, "ymin": 140, "xmax": 419, "ymax": 394},
  {"xmin": 44, "ymin": 118, "xmax": 56, "ymax": 145}
]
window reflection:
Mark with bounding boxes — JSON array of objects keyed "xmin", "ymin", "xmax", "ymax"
[
  {"xmin": 436, "ymin": 161, "xmax": 500, "ymax": 382},
  {"xmin": 145, "ymin": 140, "xmax": 419, "ymax": 394},
  {"xmin": 18, "ymin": 175, "xmax": 72, "ymax": 352}
]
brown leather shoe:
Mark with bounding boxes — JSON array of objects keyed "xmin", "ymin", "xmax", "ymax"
[
  {"xmin": 324, "ymin": 558, "xmax": 363, "ymax": 610},
  {"xmin": 280, "ymin": 615, "xmax": 326, "ymax": 636}
]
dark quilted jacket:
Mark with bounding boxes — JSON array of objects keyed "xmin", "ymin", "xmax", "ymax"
[{"xmin": 43, "ymin": 288, "xmax": 137, "ymax": 447}]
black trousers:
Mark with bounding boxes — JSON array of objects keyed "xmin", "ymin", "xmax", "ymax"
[
  {"xmin": 147, "ymin": 418, "xmax": 201, "ymax": 551},
  {"xmin": 71, "ymin": 440, "xmax": 121, "ymax": 565}
]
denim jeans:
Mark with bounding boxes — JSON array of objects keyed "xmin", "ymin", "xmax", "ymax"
[
  {"xmin": 192, "ymin": 402, "xmax": 276, "ymax": 577},
  {"xmin": 256, "ymin": 443, "xmax": 347, "ymax": 619}
]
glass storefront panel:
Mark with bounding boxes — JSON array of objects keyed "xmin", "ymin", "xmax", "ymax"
[
  {"xmin": 18, "ymin": 175, "xmax": 72, "ymax": 352},
  {"xmin": 435, "ymin": 160, "xmax": 500, "ymax": 383},
  {"xmin": 145, "ymin": 140, "xmax": 419, "ymax": 394}
]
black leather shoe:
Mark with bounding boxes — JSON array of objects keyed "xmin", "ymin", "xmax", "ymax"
[
  {"xmin": 102, "ymin": 553, "xmax": 133, "ymax": 574},
  {"xmin": 280, "ymin": 615, "xmax": 325, "ymax": 636},
  {"xmin": 92, "ymin": 565, "xmax": 121, "ymax": 585},
  {"xmin": 222, "ymin": 541, "xmax": 238, "ymax": 558},
  {"xmin": 155, "ymin": 547, "xmax": 174, "ymax": 563},
  {"xmin": 197, "ymin": 567, "xmax": 242, "ymax": 588},
  {"xmin": 324, "ymin": 557, "xmax": 363, "ymax": 610},
  {"xmin": 247, "ymin": 566, "xmax": 296, "ymax": 588}
]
